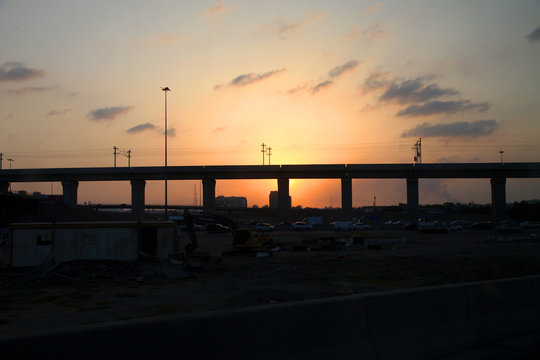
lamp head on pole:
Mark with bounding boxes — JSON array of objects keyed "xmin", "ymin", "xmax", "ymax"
[{"xmin": 161, "ymin": 86, "xmax": 171, "ymax": 92}]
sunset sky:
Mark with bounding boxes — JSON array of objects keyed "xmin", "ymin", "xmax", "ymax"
[{"xmin": 1, "ymin": 0, "xmax": 540, "ymax": 208}]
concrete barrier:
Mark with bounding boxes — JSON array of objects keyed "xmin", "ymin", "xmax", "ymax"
[
  {"xmin": 365, "ymin": 284, "xmax": 478, "ymax": 359},
  {"xmin": 2, "ymin": 276, "xmax": 540, "ymax": 359},
  {"xmin": 465, "ymin": 276, "xmax": 540, "ymax": 341}
]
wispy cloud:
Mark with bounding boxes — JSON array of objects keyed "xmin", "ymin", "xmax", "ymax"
[
  {"xmin": 397, "ymin": 100, "xmax": 490, "ymax": 117},
  {"xmin": 213, "ymin": 126, "xmax": 227, "ymax": 132},
  {"xmin": 288, "ymin": 83, "xmax": 308, "ymax": 95},
  {"xmin": 47, "ymin": 109, "xmax": 71, "ymax": 116},
  {"xmin": 343, "ymin": 23, "xmax": 386, "ymax": 40},
  {"xmin": 364, "ymin": 2, "xmax": 383, "ymax": 15},
  {"xmin": 0, "ymin": 62, "xmax": 45, "ymax": 82},
  {"xmin": 152, "ymin": 32, "xmax": 187, "ymax": 45},
  {"xmin": 526, "ymin": 25, "xmax": 540, "ymax": 42},
  {"xmin": 288, "ymin": 60, "xmax": 359, "ymax": 96},
  {"xmin": 401, "ymin": 120, "xmax": 499, "ymax": 138},
  {"xmin": 263, "ymin": 11, "xmax": 327, "ymax": 40},
  {"xmin": 202, "ymin": 1, "xmax": 234, "ymax": 17},
  {"xmin": 312, "ymin": 80, "xmax": 334, "ymax": 94},
  {"xmin": 5, "ymin": 86, "xmax": 54, "ymax": 95},
  {"xmin": 165, "ymin": 127, "xmax": 176, "ymax": 138},
  {"xmin": 328, "ymin": 60, "xmax": 361, "ymax": 78},
  {"xmin": 379, "ymin": 76, "xmax": 459, "ymax": 104},
  {"xmin": 361, "ymin": 71, "xmax": 391, "ymax": 93},
  {"xmin": 87, "ymin": 106, "xmax": 134, "ymax": 121},
  {"xmin": 126, "ymin": 122, "xmax": 156, "ymax": 134},
  {"xmin": 215, "ymin": 68, "xmax": 286, "ymax": 90},
  {"xmin": 362, "ymin": 71, "xmax": 490, "ymax": 117}
]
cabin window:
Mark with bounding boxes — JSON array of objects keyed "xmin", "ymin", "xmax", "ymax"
[
  {"xmin": 83, "ymin": 234, "xmax": 96, "ymax": 245},
  {"xmin": 36, "ymin": 234, "xmax": 52, "ymax": 246}
]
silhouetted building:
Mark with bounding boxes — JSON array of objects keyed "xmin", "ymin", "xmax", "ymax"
[
  {"xmin": 215, "ymin": 196, "xmax": 247, "ymax": 208},
  {"xmin": 269, "ymin": 191, "xmax": 291, "ymax": 209}
]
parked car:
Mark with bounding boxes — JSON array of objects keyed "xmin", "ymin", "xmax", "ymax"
[
  {"xmin": 418, "ymin": 220, "xmax": 448, "ymax": 233},
  {"xmin": 293, "ymin": 222, "xmax": 313, "ymax": 231},
  {"xmin": 333, "ymin": 221, "xmax": 354, "ymax": 231},
  {"xmin": 353, "ymin": 223, "xmax": 370, "ymax": 230},
  {"xmin": 470, "ymin": 222, "xmax": 494, "ymax": 230},
  {"xmin": 498, "ymin": 221, "xmax": 522, "ymax": 233},
  {"xmin": 403, "ymin": 222, "xmax": 418, "ymax": 231},
  {"xmin": 520, "ymin": 221, "xmax": 540, "ymax": 229},
  {"xmin": 256, "ymin": 222, "xmax": 275, "ymax": 232},
  {"xmin": 206, "ymin": 223, "xmax": 231, "ymax": 233},
  {"xmin": 276, "ymin": 221, "xmax": 294, "ymax": 230},
  {"xmin": 179, "ymin": 224, "xmax": 203, "ymax": 232}
]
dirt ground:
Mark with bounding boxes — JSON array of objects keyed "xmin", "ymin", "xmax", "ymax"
[{"xmin": 2, "ymin": 229, "xmax": 540, "ymax": 338}]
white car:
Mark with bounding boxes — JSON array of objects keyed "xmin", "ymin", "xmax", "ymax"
[
  {"xmin": 353, "ymin": 223, "xmax": 370, "ymax": 230},
  {"xmin": 256, "ymin": 223, "xmax": 275, "ymax": 232},
  {"xmin": 293, "ymin": 222, "xmax": 313, "ymax": 231},
  {"xmin": 333, "ymin": 221, "xmax": 354, "ymax": 231}
]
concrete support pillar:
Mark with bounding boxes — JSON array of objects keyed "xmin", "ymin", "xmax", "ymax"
[
  {"xmin": 61, "ymin": 180, "xmax": 79, "ymax": 208},
  {"xmin": 491, "ymin": 177, "xmax": 506, "ymax": 224},
  {"xmin": 0, "ymin": 182, "xmax": 9, "ymax": 193},
  {"xmin": 202, "ymin": 179, "xmax": 216, "ymax": 213},
  {"xmin": 130, "ymin": 180, "xmax": 146, "ymax": 220},
  {"xmin": 341, "ymin": 177, "xmax": 353, "ymax": 220},
  {"xmin": 277, "ymin": 177, "xmax": 290, "ymax": 221},
  {"xmin": 407, "ymin": 177, "xmax": 419, "ymax": 223}
]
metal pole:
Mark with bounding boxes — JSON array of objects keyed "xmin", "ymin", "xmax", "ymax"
[{"xmin": 162, "ymin": 87, "xmax": 171, "ymax": 220}]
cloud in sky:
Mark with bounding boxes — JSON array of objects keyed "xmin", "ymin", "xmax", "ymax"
[
  {"xmin": 379, "ymin": 76, "xmax": 459, "ymax": 104},
  {"xmin": 87, "ymin": 106, "xmax": 134, "ymax": 121},
  {"xmin": 526, "ymin": 26, "xmax": 540, "ymax": 42},
  {"xmin": 202, "ymin": 1, "xmax": 234, "ymax": 17},
  {"xmin": 126, "ymin": 122, "xmax": 156, "ymax": 134},
  {"xmin": 263, "ymin": 11, "xmax": 326, "ymax": 40},
  {"xmin": 5, "ymin": 86, "xmax": 54, "ymax": 95},
  {"xmin": 364, "ymin": 2, "xmax": 383, "ymax": 15},
  {"xmin": 397, "ymin": 100, "xmax": 490, "ymax": 117},
  {"xmin": 312, "ymin": 80, "xmax": 334, "ymax": 94},
  {"xmin": 342, "ymin": 23, "xmax": 386, "ymax": 40},
  {"xmin": 0, "ymin": 62, "xmax": 45, "ymax": 82},
  {"xmin": 215, "ymin": 68, "xmax": 286, "ymax": 89},
  {"xmin": 213, "ymin": 126, "xmax": 226, "ymax": 132},
  {"xmin": 166, "ymin": 127, "xmax": 176, "ymax": 138},
  {"xmin": 401, "ymin": 120, "xmax": 499, "ymax": 138},
  {"xmin": 361, "ymin": 71, "xmax": 391, "ymax": 93},
  {"xmin": 47, "ymin": 109, "xmax": 71, "ymax": 116},
  {"xmin": 328, "ymin": 60, "xmax": 361, "ymax": 78},
  {"xmin": 363, "ymin": 72, "xmax": 490, "ymax": 117}
]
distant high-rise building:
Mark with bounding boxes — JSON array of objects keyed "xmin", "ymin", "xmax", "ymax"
[
  {"xmin": 215, "ymin": 196, "xmax": 248, "ymax": 208},
  {"xmin": 269, "ymin": 191, "xmax": 291, "ymax": 209}
]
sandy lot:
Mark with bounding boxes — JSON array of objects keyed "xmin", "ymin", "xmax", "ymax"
[{"xmin": 2, "ymin": 228, "xmax": 540, "ymax": 338}]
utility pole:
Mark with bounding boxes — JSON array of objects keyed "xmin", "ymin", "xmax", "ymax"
[
  {"xmin": 162, "ymin": 86, "xmax": 171, "ymax": 220},
  {"xmin": 499, "ymin": 150, "xmax": 504, "ymax": 166},
  {"xmin": 412, "ymin": 138, "xmax": 422, "ymax": 165},
  {"xmin": 261, "ymin": 143, "xmax": 266, "ymax": 165},
  {"xmin": 267, "ymin": 147, "xmax": 272, "ymax": 166},
  {"xmin": 127, "ymin": 150, "xmax": 131, "ymax": 168},
  {"xmin": 113, "ymin": 146, "xmax": 118, "ymax": 167},
  {"xmin": 7, "ymin": 158, "xmax": 14, "ymax": 169}
]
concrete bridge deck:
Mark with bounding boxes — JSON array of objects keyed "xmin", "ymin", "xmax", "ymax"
[{"xmin": 1, "ymin": 162, "xmax": 539, "ymax": 222}]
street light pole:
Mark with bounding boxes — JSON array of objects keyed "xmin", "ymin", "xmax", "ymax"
[
  {"xmin": 162, "ymin": 86, "xmax": 171, "ymax": 220},
  {"xmin": 499, "ymin": 150, "xmax": 504, "ymax": 165}
]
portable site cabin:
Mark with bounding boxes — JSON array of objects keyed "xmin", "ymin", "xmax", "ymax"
[{"xmin": 1, "ymin": 221, "xmax": 177, "ymax": 267}]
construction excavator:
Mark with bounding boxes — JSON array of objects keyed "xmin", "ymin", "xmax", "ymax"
[{"xmin": 182, "ymin": 209, "xmax": 274, "ymax": 258}]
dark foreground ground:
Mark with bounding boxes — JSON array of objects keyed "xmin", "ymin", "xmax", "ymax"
[{"xmin": 2, "ymin": 229, "xmax": 540, "ymax": 337}]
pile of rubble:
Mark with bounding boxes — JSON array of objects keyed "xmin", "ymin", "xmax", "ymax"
[{"xmin": 0, "ymin": 254, "xmax": 214, "ymax": 287}]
